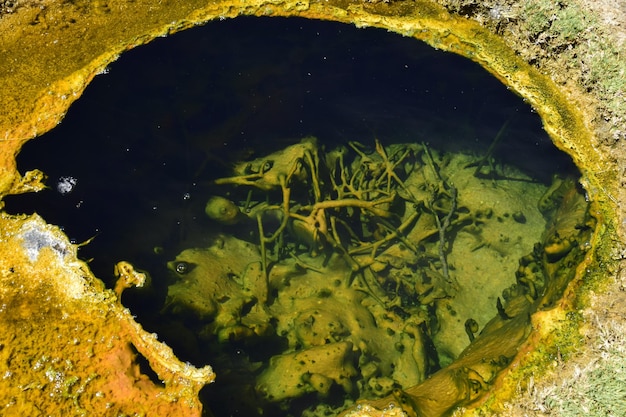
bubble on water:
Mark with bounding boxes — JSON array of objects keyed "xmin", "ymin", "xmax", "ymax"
[
  {"xmin": 183, "ymin": 192, "xmax": 191, "ymax": 201},
  {"xmin": 56, "ymin": 176, "xmax": 77, "ymax": 195}
]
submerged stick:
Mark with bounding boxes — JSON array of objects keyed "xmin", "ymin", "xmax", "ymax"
[
  {"xmin": 473, "ymin": 119, "xmax": 511, "ymax": 178},
  {"xmin": 435, "ymin": 185, "xmax": 457, "ymax": 284},
  {"xmin": 422, "ymin": 141, "xmax": 458, "ymax": 284},
  {"xmin": 422, "ymin": 142, "xmax": 441, "ymax": 183},
  {"xmin": 257, "ymin": 213, "xmax": 268, "ymax": 280}
]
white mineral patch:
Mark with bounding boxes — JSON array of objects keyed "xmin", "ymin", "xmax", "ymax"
[
  {"xmin": 18, "ymin": 217, "xmax": 86, "ymax": 300},
  {"xmin": 20, "ymin": 222, "xmax": 69, "ymax": 262}
]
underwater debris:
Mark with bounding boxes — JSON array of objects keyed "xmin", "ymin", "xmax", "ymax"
[
  {"xmin": 209, "ymin": 137, "xmax": 458, "ymax": 290},
  {"xmin": 339, "ymin": 169, "xmax": 594, "ymax": 417},
  {"xmin": 469, "ymin": 119, "xmax": 511, "ymax": 179},
  {"xmin": 153, "ymin": 135, "xmax": 588, "ymax": 416},
  {"xmin": 163, "ymin": 238, "xmax": 432, "ymax": 396}
]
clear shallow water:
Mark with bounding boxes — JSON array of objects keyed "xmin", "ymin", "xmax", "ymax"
[{"xmin": 3, "ymin": 16, "xmax": 581, "ymax": 417}]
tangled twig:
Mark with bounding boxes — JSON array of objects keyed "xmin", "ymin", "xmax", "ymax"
[{"xmin": 211, "ymin": 137, "xmax": 462, "ymax": 305}]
